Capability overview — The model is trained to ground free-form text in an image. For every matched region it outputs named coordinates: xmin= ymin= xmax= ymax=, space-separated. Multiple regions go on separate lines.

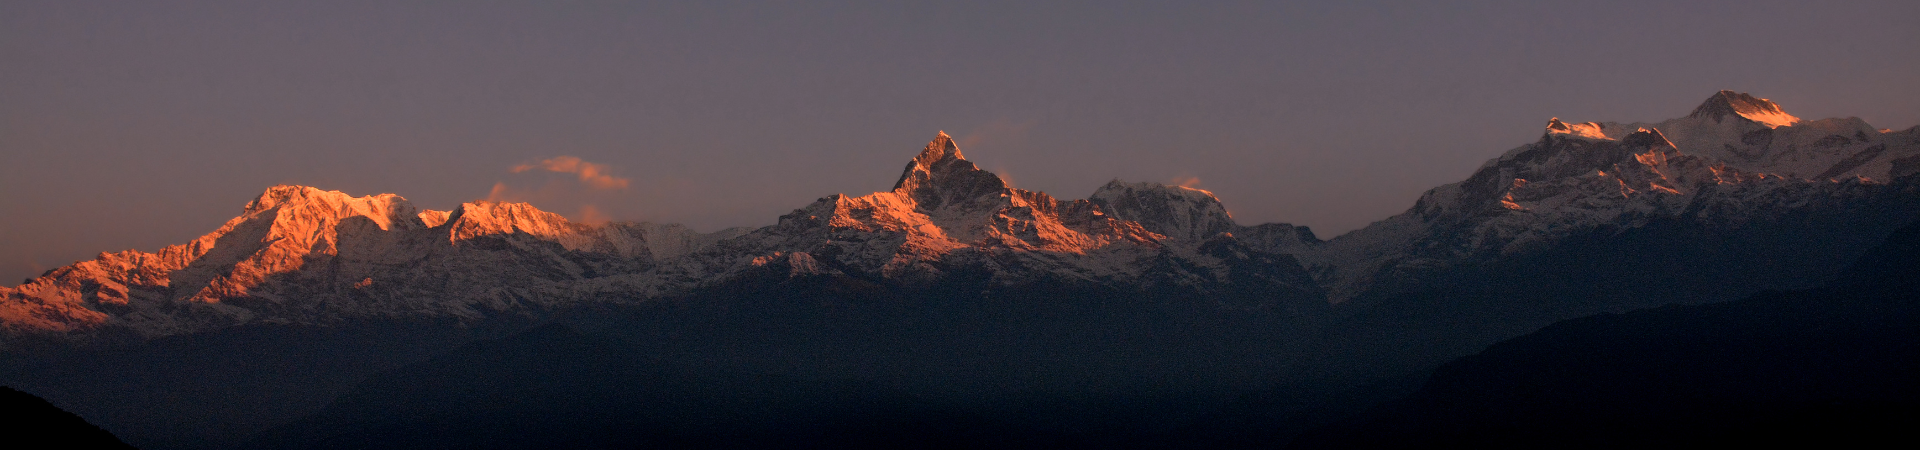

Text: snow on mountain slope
xmin=1687 ymin=90 xmax=1801 ymax=128
xmin=1090 ymin=180 xmax=1237 ymax=242
xmin=1 ymin=186 xmax=430 ymax=335
xmin=1595 ymin=91 xmax=1919 ymax=181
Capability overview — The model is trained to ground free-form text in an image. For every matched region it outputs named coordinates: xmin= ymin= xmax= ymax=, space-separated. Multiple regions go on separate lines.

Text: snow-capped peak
xmin=245 ymin=185 xmax=326 ymax=212
xmin=1619 ymin=127 xmax=1675 ymax=149
xmin=446 ymin=200 xmax=580 ymax=243
xmin=240 ymin=185 xmax=422 ymax=232
xmin=892 ymin=131 xmax=966 ymax=189
xmin=890 ymin=131 xmax=1009 ymax=212
xmin=1688 ymin=90 xmax=1800 ymax=128
xmin=1652 ymin=91 xmax=1912 ymax=180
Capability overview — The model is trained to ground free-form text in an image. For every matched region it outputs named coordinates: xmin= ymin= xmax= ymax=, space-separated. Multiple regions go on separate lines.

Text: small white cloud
xmin=511 ymin=156 xmax=630 ymax=190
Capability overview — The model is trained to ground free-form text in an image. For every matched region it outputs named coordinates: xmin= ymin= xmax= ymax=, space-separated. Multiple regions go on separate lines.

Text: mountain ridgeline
xmin=3 ymin=91 xmax=1918 ymax=448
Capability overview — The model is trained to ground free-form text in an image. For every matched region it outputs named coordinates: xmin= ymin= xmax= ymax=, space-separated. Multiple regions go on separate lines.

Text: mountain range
xmin=9 ymin=92 xmax=1916 ymax=344
xmin=3 ymin=91 xmax=1917 ymax=448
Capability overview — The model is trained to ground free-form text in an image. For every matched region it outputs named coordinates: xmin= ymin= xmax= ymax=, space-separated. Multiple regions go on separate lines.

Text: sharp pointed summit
xmin=1688 ymin=90 xmax=1799 ymax=127
xmin=1619 ymin=127 xmax=1675 ymax=149
xmin=895 ymin=131 xmax=964 ymax=184
xmin=891 ymin=131 xmax=1007 ymax=212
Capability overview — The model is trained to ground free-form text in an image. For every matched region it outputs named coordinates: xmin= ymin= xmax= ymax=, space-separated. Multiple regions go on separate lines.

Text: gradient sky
xmin=4 ymin=0 xmax=1917 ymax=284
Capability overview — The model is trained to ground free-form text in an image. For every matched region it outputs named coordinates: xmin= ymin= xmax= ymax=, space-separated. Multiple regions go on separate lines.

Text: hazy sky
xmin=4 ymin=0 xmax=1917 ymax=283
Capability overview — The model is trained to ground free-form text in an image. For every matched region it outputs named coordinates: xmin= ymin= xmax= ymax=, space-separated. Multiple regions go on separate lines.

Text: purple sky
xmin=4 ymin=0 xmax=1918 ymax=284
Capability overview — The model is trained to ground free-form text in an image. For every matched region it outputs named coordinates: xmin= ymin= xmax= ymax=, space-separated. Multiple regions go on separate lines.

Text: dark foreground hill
xmin=1291 ymin=220 xmax=1920 ymax=448
xmin=1 ymin=386 xmax=136 ymax=449
xmin=243 ymin=279 xmax=1319 ymax=449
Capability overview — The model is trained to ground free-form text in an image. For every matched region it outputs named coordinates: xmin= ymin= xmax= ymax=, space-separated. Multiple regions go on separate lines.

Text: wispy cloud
xmin=574 ymin=204 xmax=610 ymax=225
xmin=1169 ymin=175 xmax=1203 ymax=189
xmin=957 ymin=118 xmax=1037 ymax=150
xmin=484 ymin=182 xmax=515 ymax=202
xmin=511 ymin=156 xmax=630 ymax=190
xmin=484 ymin=157 xmax=633 ymax=223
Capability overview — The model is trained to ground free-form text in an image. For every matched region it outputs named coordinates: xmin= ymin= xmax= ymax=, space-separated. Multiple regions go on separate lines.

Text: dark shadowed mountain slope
xmin=1305 ymin=175 xmax=1920 ymax=378
xmin=245 ymin=274 xmax=1324 ymax=450
xmin=245 ymin=324 xmax=1017 ymax=450
xmin=1291 ymin=219 xmax=1920 ymax=448
xmin=1 ymin=386 xmax=136 ymax=449
xmin=0 ymin=321 xmax=523 ymax=450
